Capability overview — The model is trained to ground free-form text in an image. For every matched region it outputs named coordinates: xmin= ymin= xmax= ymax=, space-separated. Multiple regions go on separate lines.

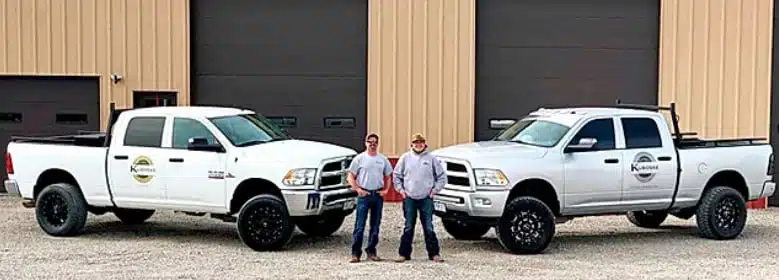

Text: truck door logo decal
xmin=630 ymin=152 xmax=659 ymax=183
xmin=130 ymin=156 xmax=156 ymax=183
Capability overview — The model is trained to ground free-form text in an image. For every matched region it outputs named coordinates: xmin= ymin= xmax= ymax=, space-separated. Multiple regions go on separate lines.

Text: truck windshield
xmin=493 ymin=118 xmax=571 ymax=147
xmin=208 ymin=114 xmax=292 ymax=147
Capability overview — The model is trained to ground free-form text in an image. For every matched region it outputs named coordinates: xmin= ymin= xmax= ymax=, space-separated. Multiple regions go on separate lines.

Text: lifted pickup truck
xmin=430 ymin=101 xmax=775 ymax=254
xmin=3 ymin=104 xmax=359 ymax=251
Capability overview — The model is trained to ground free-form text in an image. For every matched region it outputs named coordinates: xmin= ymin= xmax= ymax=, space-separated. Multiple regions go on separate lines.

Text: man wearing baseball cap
xmin=391 ymin=133 xmax=447 ymax=262
xmin=346 ymin=133 xmax=393 ymax=263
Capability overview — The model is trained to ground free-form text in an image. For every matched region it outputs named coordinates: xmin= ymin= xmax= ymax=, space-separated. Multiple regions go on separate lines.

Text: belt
xmin=360 ymin=188 xmax=381 ymax=193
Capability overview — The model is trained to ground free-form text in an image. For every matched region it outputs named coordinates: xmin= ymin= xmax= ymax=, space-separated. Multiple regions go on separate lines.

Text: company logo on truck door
xmin=130 ymin=156 xmax=156 ymax=183
xmin=630 ymin=152 xmax=659 ymax=183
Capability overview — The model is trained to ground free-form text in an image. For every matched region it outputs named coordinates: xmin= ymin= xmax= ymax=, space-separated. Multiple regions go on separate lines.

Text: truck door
xmin=162 ymin=117 xmax=228 ymax=212
xmin=107 ymin=115 xmax=169 ymax=207
xmin=562 ymin=117 xmax=624 ymax=212
xmin=618 ymin=116 xmax=677 ymax=207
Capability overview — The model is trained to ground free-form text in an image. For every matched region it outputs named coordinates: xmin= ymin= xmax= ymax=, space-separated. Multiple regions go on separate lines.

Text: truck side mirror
xmin=187 ymin=137 xmax=225 ymax=153
xmin=564 ymin=138 xmax=597 ymax=153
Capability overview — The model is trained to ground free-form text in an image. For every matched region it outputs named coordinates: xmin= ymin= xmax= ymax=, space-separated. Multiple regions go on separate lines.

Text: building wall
xmin=367 ymin=0 xmax=475 ymax=156
xmin=0 ymin=0 xmax=190 ymax=130
xmin=369 ymin=0 xmax=775 ymax=157
xmin=0 ymin=0 xmax=774 ymax=155
xmin=658 ymin=0 xmax=774 ymax=140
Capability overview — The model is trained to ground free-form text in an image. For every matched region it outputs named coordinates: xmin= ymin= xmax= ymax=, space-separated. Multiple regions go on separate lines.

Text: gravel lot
xmin=2 ymin=195 xmax=779 ymax=280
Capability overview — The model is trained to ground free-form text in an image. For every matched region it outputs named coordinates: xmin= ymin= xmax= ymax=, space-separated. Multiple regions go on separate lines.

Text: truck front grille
xmin=317 ymin=156 xmax=352 ymax=190
xmin=440 ymin=159 xmax=473 ymax=191
xmin=446 ymin=162 xmax=467 ymax=172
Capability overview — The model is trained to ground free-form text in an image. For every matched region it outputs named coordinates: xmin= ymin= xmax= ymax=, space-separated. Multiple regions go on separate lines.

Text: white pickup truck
xmin=430 ymin=101 xmax=776 ymax=254
xmin=3 ymin=104 xmax=359 ymax=251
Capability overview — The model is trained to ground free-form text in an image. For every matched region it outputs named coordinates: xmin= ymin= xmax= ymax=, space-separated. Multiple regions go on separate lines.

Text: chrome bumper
xmin=282 ymin=187 xmax=358 ymax=216
xmin=3 ymin=179 xmax=21 ymax=197
xmin=432 ymin=187 xmax=509 ymax=218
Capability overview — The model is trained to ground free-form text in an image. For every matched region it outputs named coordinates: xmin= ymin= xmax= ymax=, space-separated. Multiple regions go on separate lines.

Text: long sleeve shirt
xmin=392 ymin=149 xmax=447 ymax=199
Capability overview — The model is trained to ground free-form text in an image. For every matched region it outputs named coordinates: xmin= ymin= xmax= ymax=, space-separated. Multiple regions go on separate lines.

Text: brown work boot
xmin=348 ymin=256 xmax=360 ymax=263
xmin=394 ymin=256 xmax=410 ymax=263
xmin=430 ymin=255 xmax=443 ymax=263
xmin=366 ymin=255 xmax=382 ymax=261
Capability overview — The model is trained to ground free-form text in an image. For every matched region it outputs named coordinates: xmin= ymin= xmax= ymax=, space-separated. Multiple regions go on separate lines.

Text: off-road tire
xmin=236 ymin=194 xmax=295 ymax=251
xmin=34 ymin=183 xmax=88 ymax=237
xmin=113 ymin=208 xmax=156 ymax=224
xmin=495 ymin=196 xmax=556 ymax=254
xmin=442 ymin=220 xmax=491 ymax=240
xmin=295 ymin=213 xmax=346 ymax=237
xmin=695 ymin=186 xmax=747 ymax=240
xmin=626 ymin=210 xmax=668 ymax=228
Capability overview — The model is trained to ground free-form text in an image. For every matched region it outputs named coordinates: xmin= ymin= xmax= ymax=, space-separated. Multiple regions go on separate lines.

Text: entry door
xmin=562 ymin=117 xmax=623 ymax=214
xmin=133 ymin=91 xmax=177 ymax=108
xmin=163 ymin=117 xmax=228 ymax=212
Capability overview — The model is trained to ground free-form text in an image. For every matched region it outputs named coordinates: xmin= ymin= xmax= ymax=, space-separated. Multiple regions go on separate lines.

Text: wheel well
xmin=507 ymin=178 xmax=561 ymax=216
xmin=703 ymin=170 xmax=749 ymax=200
xmin=34 ymin=169 xmax=80 ymax=199
xmin=229 ymin=178 xmax=285 ymax=214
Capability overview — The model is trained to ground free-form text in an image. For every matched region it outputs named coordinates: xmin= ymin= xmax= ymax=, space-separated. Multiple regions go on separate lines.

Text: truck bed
xmin=6 ymin=140 xmax=111 ymax=204
xmin=674 ymin=140 xmax=773 ymax=205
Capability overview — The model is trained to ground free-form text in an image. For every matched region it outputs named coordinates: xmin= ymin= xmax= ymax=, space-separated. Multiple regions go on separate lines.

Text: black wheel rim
xmin=40 ymin=192 xmax=69 ymax=227
xmin=714 ymin=197 xmax=742 ymax=231
xmin=245 ymin=204 xmax=285 ymax=245
xmin=507 ymin=209 xmax=545 ymax=245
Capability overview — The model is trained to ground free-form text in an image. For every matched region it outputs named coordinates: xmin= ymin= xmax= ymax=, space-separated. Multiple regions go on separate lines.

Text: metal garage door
xmin=769 ymin=5 xmax=778 ymax=206
xmin=475 ymin=0 xmax=660 ymax=140
xmin=0 ymin=76 xmax=100 ymax=190
xmin=191 ymin=0 xmax=368 ymax=151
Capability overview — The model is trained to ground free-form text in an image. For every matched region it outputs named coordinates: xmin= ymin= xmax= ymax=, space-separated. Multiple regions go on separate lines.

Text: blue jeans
xmin=398 ymin=197 xmax=440 ymax=259
xmin=350 ymin=190 xmax=384 ymax=257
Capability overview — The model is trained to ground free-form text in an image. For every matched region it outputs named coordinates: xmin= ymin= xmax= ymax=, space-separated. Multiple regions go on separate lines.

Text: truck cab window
xmin=621 ymin=117 xmax=662 ymax=149
xmin=123 ymin=117 xmax=165 ymax=148
xmin=568 ymin=118 xmax=616 ymax=150
xmin=172 ymin=118 xmax=218 ymax=149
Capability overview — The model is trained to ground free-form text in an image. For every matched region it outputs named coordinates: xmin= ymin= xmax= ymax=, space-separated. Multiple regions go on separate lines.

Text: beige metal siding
xmin=658 ymin=0 xmax=774 ymax=139
xmin=0 ymin=0 xmax=190 ymax=130
xmin=367 ymin=0 xmax=475 ymax=157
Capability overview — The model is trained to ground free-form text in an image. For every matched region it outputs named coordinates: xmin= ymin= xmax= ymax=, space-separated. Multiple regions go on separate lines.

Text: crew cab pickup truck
xmin=3 ymin=104 xmax=359 ymax=251
xmin=429 ymin=101 xmax=775 ymax=254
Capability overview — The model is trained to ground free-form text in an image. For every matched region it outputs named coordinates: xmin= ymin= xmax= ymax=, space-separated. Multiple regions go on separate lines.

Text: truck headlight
xmin=282 ymin=168 xmax=317 ymax=186
xmin=473 ymin=169 xmax=508 ymax=186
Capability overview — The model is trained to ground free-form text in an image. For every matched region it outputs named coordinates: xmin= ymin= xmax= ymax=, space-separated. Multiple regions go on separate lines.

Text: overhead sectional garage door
xmin=474 ymin=0 xmax=660 ymax=141
xmin=0 ymin=76 xmax=100 ymax=189
xmin=191 ymin=0 xmax=368 ymax=151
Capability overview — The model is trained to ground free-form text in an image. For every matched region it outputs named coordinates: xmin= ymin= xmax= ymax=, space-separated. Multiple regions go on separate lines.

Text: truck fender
xmin=698 ymin=169 xmax=749 ymax=202
xmin=33 ymin=168 xmax=81 ymax=199
xmin=506 ymin=178 xmax=561 ymax=216
xmin=229 ymin=178 xmax=285 ymax=214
